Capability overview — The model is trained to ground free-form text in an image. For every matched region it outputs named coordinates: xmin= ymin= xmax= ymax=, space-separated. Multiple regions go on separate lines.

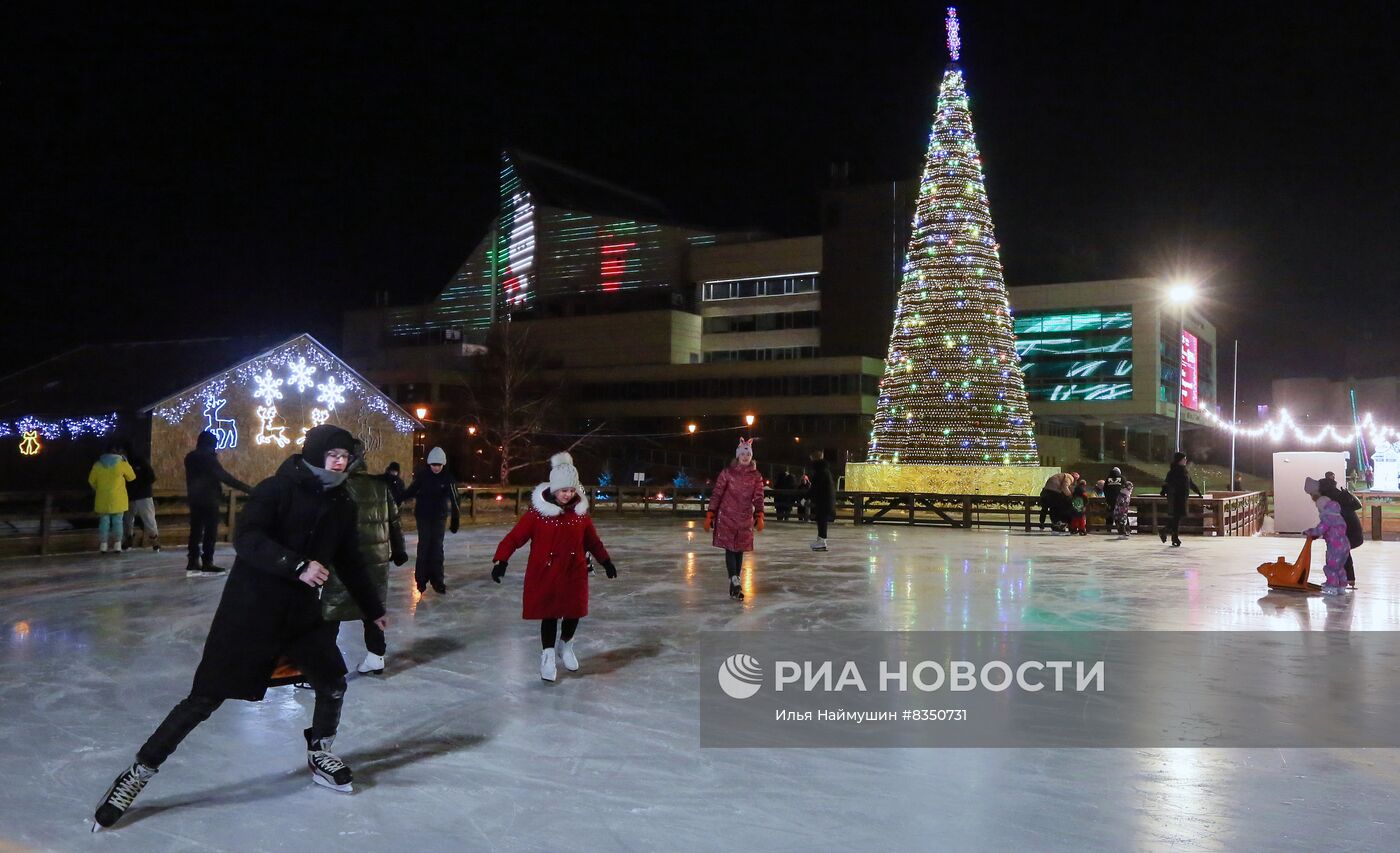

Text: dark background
xmin=5 ymin=1 xmax=1397 ymax=405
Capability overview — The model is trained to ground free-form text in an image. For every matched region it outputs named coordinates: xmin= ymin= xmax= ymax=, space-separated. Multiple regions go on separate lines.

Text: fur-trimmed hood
xmin=532 ymin=482 xmax=589 ymax=517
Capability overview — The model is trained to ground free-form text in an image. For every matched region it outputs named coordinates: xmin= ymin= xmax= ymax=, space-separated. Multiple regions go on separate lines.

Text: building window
xmin=704 ymin=346 xmax=820 ymax=362
xmin=702 ymin=311 xmax=820 ymax=334
xmin=1013 ymin=307 xmax=1134 ymax=401
xmin=702 ymin=275 xmax=820 ymax=301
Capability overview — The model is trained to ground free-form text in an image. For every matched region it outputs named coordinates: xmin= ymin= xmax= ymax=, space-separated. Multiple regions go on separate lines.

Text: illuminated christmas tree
xmin=866 ymin=7 xmax=1038 ymax=467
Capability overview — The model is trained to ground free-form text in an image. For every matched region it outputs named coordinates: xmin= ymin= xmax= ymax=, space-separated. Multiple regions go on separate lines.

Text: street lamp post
xmin=1229 ymin=339 xmax=1238 ymax=489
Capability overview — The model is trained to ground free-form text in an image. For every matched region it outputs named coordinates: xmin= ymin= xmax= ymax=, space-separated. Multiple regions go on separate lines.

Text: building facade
xmin=1007 ymin=278 xmax=1219 ymax=465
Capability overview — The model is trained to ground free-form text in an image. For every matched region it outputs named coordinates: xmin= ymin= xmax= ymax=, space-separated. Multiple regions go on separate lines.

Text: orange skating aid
xmin=1257 ymin=537 xmax=1321 ymax=592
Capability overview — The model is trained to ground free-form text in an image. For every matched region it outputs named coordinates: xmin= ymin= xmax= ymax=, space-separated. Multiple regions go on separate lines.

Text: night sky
xmin=6 ymin=2 xmax=1398 ymax=403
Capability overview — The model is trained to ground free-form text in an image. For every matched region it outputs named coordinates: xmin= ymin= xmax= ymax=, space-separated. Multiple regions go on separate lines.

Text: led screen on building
xmin=1012 ymin=308 xmax=1133 ymax=402
xmin=1180 ymin=329 xmax=1199 ymax=411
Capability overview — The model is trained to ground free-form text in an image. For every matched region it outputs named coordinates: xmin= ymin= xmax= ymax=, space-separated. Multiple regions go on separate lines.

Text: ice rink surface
xmin=2 ymin=518 xmax=1398 ymax=852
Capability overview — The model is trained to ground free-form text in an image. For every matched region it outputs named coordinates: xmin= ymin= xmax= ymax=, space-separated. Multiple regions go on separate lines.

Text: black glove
xmin=491 ymin=560 xmax=507 ymax=583
xmin=450 ymin=518 xmax=460 ymax=534
xmin=392 ymin=551 xmax=409 ymax=567
xmin=602 ymin=559 xmax=617 ymax=579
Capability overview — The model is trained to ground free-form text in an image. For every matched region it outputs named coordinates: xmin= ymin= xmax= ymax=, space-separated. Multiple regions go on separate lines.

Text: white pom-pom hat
xmin=549 ymin=451 xmax=581 ymax=493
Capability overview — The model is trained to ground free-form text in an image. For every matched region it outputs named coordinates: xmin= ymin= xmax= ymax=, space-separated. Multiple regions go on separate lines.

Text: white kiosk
xmin=1272 ymin=451 xmax=1350 ymax=533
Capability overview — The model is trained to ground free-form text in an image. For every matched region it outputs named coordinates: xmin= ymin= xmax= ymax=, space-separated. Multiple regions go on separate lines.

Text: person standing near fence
xmin=88 ymin=444 xmax=136 ymax=554
xmin=1158 ymin=452 xmax=1202 ymax=548
xmin=807 ymin=450 xmax=835 ymax=552
xmin=1101 ymin=467 xmax=1125 ymax=535
xmin=402 ymin=446 xmax=459 ymax=595
xmin=184 ymin=430 xmax=253 ymax=577
xmin=123 ymin=450 xmax=159 ymax=551
xmin=774 ymin=467 xmax=796 ymax=521
xmin=705 ymin=438 xmax=765 ymax=600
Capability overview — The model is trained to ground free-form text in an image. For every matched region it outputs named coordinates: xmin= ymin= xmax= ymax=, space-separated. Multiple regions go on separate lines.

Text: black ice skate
xmin=93 ymin=762 xmax=157 ymax=830
xmin=306 ymin=731 xmax=353 ymax=793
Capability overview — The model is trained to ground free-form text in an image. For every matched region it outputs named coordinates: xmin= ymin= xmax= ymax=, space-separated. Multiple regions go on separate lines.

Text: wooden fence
xmin=3 ymin=484 xmax=1284 ymax=559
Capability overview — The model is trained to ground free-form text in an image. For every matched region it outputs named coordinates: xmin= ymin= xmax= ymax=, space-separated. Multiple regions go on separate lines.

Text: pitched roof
xmin=507 ymin=149 xmax=674 ymax=222
xmin=0 ymin=335 xmax=287 ymax=419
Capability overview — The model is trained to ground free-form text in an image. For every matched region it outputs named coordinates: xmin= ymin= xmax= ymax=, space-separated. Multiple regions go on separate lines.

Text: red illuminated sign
xmin=1180 ymin=330 xmax=1199 ymax=411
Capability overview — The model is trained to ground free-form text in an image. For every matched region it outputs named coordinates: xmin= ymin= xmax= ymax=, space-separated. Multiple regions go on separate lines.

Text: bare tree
xmin=461 ymin=324 xmax=603 ymax=484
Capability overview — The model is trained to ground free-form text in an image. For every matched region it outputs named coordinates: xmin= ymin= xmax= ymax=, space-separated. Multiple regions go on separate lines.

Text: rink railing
xmin=12 ymin=485 xmax=1396 ymax=558
xmin=846 ymin=491 xmax=1270 ymax=536
xmin=0 ymin=488 xmax=245 ymax=558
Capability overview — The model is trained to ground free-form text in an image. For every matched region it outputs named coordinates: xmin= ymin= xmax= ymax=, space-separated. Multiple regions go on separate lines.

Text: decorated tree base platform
xmin=845 ymin=462 xmax=1061 ymax=496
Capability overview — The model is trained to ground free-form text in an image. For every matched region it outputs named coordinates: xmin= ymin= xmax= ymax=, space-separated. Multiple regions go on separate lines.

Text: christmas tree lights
xmin=867 ymin=9 xmax=1039 ymax=467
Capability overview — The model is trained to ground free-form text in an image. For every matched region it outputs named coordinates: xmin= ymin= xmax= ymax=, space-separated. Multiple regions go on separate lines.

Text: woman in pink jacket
xmin=705 ymin=439 xmax=765 ymax=600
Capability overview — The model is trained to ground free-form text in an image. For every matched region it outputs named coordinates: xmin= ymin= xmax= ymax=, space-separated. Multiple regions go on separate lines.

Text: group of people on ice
xmin=1037 ymin=467 xmax=1136 ymax=537
xmin=92 ymin=429 xmax=806 ymax=831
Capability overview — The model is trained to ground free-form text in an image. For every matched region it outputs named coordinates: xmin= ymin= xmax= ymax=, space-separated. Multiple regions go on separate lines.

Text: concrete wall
xmin=516 ymin=310 xmax=701 ymax=368
xmin=690 ymin=236 xmax=822 ymax=283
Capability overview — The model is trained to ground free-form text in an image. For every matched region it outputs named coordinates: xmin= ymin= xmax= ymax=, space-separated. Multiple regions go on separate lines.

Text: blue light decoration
xmin=3 ymin=413 xmax=119 ymax=442
xmin=946 ymin=7 xmax=961 ymax=62
xmin=202 ymin=397 xmax=239 ymax=449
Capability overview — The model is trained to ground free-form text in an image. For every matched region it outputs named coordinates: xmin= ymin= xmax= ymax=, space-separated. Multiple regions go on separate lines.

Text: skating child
xmin=1068 ymin=479 xmax=1089 ymax=535
xmin=705 ymin=438 xmax=765 ymax=599
xmin=1112 ymin=479 xmax=1135 ymax=536
xmin=491 ymin=453 xmax=617 ymax=682
xmin=1304 ymin=476 xmax=1351 ymax=596
xmin=92 ymin=426 xmax=386 ymax=830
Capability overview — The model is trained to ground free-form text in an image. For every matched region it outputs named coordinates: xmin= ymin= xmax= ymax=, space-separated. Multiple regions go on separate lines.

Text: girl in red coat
xmin=705 ymin=438 xmax=766 ymax=600
xmin=492 ymin=453 xmax=616 ymax=682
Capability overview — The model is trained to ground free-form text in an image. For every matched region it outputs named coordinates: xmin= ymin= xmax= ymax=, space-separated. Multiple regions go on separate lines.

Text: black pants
xmin=414 ymin=514 xmax=446 ymax=589
xmin=816 ymin=517 xmax=829 ymax=539
xmin=187 ymin=502 xmax=220 ymax=563
xmin=540 ymin=618 xmax=579 ymax=649
xmin=1345 ymin=554 xmax=1356 ymax=583
xmin=336 ymin=620 xmax=386 ymax=656
xmin=136 ymin=673 xmax=347 ymax=769
xmin=1038 ymin=489 xmax=1067 ymax=529
xmin=724 ymin=549 xmax=742 ymax=578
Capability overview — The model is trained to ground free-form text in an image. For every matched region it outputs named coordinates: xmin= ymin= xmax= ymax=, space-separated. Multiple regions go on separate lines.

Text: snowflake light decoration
xmin=316 ymin=375 xmax=347 ymax=411
xmin=286 ymin=357 xmax=317 ymax=394
xmin=252 ymin=369 xmax=284 ymax=406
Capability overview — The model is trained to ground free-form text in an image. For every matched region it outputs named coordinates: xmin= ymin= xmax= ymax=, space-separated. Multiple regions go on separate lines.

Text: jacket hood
xmin=277 ymin=454 xmax=345 ymax=492
xmin=810 ymin=458 xmax=829 ymax=473
xmin=196 ymin=431 xmax=218 ymax=451
xmin=532 ymin=482 xmax=588 ymax=517
xmin=98 ymin=453 xmax=123 ymax=468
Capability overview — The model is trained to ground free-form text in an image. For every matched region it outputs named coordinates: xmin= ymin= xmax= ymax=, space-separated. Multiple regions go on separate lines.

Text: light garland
xmin=153 ymin=337 xmax=415 ymax=433
xmin=1198 ymin=406 xmax=1400 ymax=447
xmin=3 ymin=413 xmax=119 ymax=442
xmin=867 ymin=10 xmax=1039 ymax=467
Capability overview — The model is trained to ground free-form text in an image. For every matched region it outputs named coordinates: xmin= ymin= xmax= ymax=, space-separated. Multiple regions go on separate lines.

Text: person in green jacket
xmin=321 ymin=441 xmax=407 ymax=675
xmin=89 ymin=444 xmax=137 ymax=554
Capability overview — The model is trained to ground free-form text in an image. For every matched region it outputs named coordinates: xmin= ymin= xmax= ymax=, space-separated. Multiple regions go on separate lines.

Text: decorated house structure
xmin=0 ymin=334 xmax=418 ymax=491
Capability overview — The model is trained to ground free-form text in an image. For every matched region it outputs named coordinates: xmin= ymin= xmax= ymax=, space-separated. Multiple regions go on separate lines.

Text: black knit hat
xmin=1172 ymin=452 xmax=1188 ymax=464
xmin=302 ymin=425 xmax=355 ymax=468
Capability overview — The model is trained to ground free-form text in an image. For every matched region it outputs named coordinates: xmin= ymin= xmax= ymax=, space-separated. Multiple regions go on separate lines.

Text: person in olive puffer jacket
xmin=321 ymin=441 xmax=408 ymax=675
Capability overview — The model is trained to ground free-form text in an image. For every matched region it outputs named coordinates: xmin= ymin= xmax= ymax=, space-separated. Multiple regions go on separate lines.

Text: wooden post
xmin=617 ymin=487 xmax=624 ymax=514
xmin=514 ymin=488 xmax=523 ymax=517
xmin=1374 ymin=505 xmax=1384 ymax=542
xmin=907 ymin=494 xmax=916 ymax=524
xmin=468 ymin=487 xmax=476 ymax=521
xmin=39 ymin=492 xmax=54 ymax=556
xmin=671 ymin=486 xmax=678 ymax=513
xmin=962 ymin=497 xmax=973 ymax=529
xmin=1024 ymin=497 xmax=1032 ymax=532
xmin=1214 ymin=501 xmax=1225 ymax=537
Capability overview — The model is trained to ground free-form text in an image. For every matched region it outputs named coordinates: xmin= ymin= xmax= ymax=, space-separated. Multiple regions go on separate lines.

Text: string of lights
xmin=867 ymin=7 xmax=1039 ymax=467
xmin=1197 ymin=406 xmax=1400 ymax=447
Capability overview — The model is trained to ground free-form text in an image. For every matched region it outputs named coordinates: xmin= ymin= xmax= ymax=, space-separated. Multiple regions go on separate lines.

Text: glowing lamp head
xmin=1167 ymin=281 xmax=1197 ymax=305
xmin=414 ymin=406 xmax=429 ymax=420
xmin=744 ymin=414 xmax=756 ymax=427
xmin=687 ymin=423 xmax=697 ymax=434
xmin=467 ymin=425 xmax=477 ymax=436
